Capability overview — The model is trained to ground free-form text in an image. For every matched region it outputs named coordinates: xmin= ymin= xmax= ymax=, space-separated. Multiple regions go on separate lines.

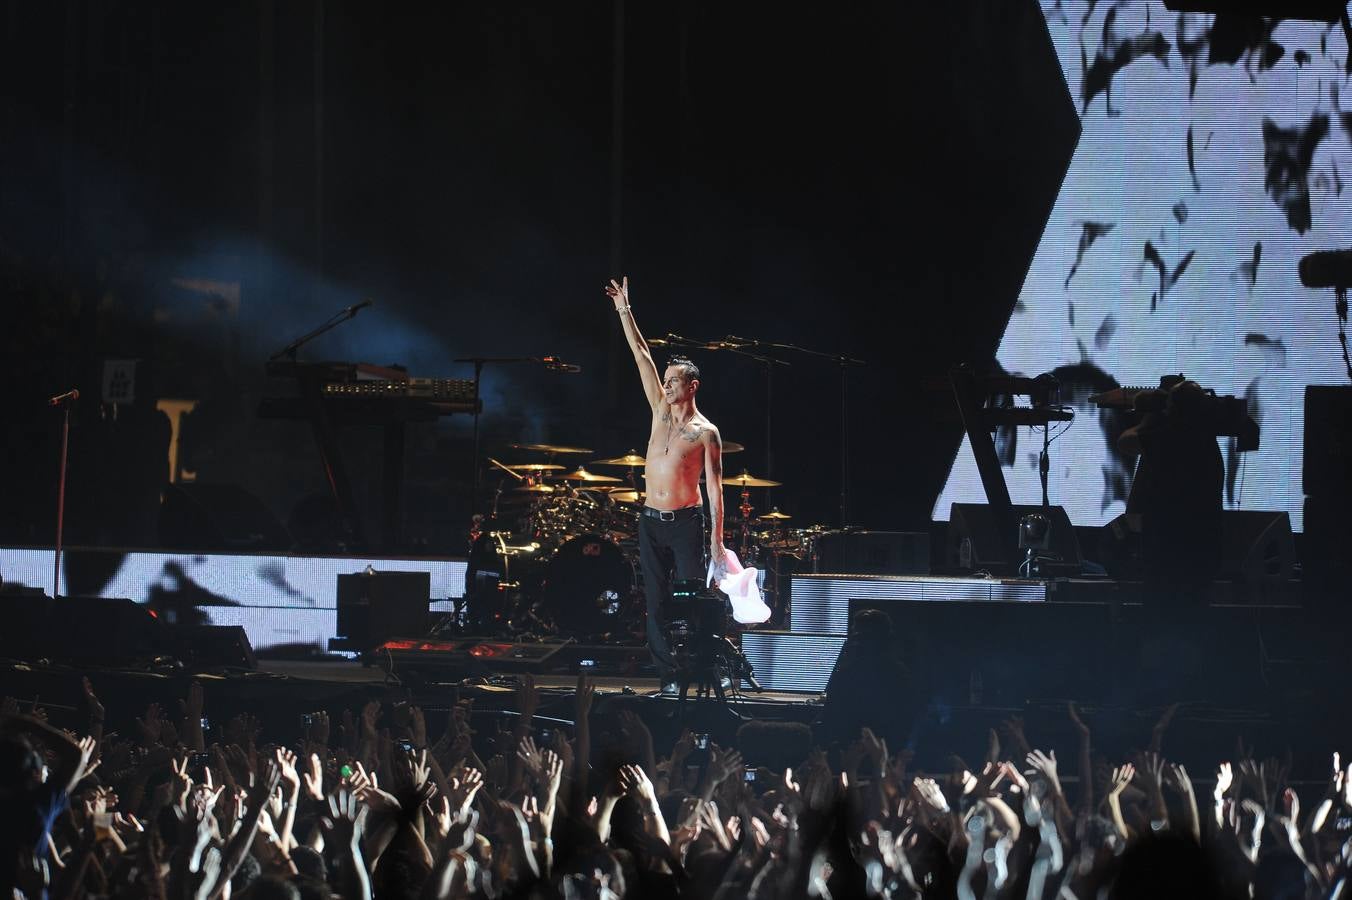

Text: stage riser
xmin=741 ymin=631 xmax=846 ymax=692
xmin=0 ymin=545 xmax=467 ymax=653
xmin=788 ymin=574 xmax=1047 ymax=634
xmin=747 ymin=599 xmax=1339 ymax=707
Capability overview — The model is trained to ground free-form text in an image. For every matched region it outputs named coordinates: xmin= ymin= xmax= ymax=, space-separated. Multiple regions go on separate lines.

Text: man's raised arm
xmin=605 ymin=276 xmax=663 ymax=409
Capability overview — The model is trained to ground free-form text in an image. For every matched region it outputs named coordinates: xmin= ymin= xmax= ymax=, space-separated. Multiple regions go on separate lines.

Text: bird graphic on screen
xmin=1143 ymin=241 xmax=1196 ymax=309
xmin=1186 ymin=127 xmax=1204 ymax=192
xmin=1261 ymin=114 xmax=1330 ymax=234
xmin=1064 ymin=221 xmax=1116 ymax=288
xmin=1080 ymin=7 xmax=1170 ymax=117
xmin=1233 ymin=242 xmax=1262 ymax=290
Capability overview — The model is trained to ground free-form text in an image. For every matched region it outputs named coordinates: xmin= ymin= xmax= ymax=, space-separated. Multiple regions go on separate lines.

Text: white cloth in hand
xmin=707 ymin=549 xmax=771 ymax=624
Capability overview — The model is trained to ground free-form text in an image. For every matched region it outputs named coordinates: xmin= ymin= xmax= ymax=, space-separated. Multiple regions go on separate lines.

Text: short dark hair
xmin=666 ymin=356 xmax=700 ymax=382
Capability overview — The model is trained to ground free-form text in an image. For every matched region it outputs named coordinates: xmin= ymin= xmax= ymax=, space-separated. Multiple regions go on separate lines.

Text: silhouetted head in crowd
xmin=0 ymin=736 xmax=44 ymax=792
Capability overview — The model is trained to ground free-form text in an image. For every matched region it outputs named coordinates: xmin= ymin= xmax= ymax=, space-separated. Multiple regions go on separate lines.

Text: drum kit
xmin=462 ymin=439 xmax=828 ymax=639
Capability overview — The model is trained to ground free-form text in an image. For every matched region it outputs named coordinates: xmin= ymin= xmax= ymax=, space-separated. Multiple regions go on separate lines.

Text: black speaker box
xmin=1304 ymin=386 xmax=1352 ymax=498
xmin=847 ymin=598 xmax=1290 ymax=707
xmin=1101 ymin=510 xmax=1296 ymax=590
xmin=336 ymin=570 xmax=430 ymax=651
xmin=811 ymin=531 xmax=930 ymax=575
xmin=947 ymin=503 xmax=1080 ymax=574
xmin=0 ymin=595 xmax=168 ymax=665
xmin=170 ymin=625 xmax=258 ymax=670
xmin=1216 ymin=510 xmax=1295 ymax=583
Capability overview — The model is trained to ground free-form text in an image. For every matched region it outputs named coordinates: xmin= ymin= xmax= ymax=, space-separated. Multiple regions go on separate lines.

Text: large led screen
xmin=935 ymin=3 xmax=1352 ymax=532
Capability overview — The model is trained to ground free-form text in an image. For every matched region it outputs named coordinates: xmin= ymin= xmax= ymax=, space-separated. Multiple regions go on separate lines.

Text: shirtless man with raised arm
xmin=606 ymin=275 xmax=726 ymax=693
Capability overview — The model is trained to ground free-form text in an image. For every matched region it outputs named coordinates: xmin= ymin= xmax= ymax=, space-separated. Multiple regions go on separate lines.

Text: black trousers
xmin=637 ymin=507 xmax=705 ymax=681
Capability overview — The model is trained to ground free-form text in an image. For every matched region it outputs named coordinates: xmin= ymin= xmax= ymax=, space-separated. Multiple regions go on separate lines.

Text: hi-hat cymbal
xmin=592 ymin=452 xmax=647 ymax=467
xmin=508 ymin=442 xmax=594 ymax=455
xmin=722 ymin=441 xmax=745 ymax=454
xmin=505 ymin=463 xmax=564 ymax=472
xmin=513 ymin=483 xmax=558 ymax=493
xmin=560 ymin=467 xmax=622 ymax=483
xmin=724 ymin=471 xmax=782 ymax=488
xmin=758 ymin=509 xmax=792 ymax=520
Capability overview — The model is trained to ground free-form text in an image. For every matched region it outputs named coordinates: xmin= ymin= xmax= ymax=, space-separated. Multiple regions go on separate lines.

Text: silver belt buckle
xmin=659 ymin=509 xmax=675 ymax=522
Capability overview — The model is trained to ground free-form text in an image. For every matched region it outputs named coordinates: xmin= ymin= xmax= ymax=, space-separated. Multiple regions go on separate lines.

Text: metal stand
xmin=268 ymin=300 xmax=371 ymax=363
xmin=49 ymin=390 xmax=79 ymax=599
xmin=653 ymin=332 xmax=864 ymax=525
xmin=1336 ymin=286 xmax=1351 ymax=381
xmin=1039 ymin=419 xmax=1051 ymax=509
xmin=454 ymin=356 xmax=575 ymax=531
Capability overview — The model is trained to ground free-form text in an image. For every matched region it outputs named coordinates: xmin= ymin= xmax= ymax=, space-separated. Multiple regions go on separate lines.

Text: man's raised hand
xmin=605 ymin=276 xmax=630 ymax=311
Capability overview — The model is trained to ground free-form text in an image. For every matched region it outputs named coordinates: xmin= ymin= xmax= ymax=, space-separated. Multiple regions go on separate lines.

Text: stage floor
xmin=259 ymin=658 xmax=824 ymax=707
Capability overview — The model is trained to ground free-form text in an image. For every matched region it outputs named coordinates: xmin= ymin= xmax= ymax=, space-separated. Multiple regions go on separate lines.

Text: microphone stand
xmin=720 ymin=335 xmax=865 ymax=526
xmin=659 ymin=334 xmax=787 ymax=504
xmin=453 ymin=356 xmax=575 ymax=530
xmin=1338 ymin=286 xmax=1351 ymax=381
xmin=50 ymin=391 xmax=79 ymax=599
xmin=268 ymin=302 xmax=371 ymax=361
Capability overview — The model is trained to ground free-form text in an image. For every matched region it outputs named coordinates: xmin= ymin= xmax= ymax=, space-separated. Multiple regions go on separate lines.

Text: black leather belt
xmin=642 ymin=505 xmax=701 ymax=522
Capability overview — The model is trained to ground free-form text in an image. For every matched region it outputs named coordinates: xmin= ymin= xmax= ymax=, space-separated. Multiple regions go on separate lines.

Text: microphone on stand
xmin=1299 ymin=248 xmax=1352 ymax=380
xmin=48 ymin=389 xmax=80 ymax=407
xmin=541 ymin=356 xmax=582 ymax=374
xmin=346 ymin=298 xmax=375 ymax=315
xmin=1299 ymin=249 xmax=1352 ymax=289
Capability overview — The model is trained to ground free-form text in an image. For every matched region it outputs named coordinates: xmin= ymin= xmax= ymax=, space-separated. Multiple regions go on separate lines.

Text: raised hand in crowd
xmin=12 ymin=664 xmax=1352 ymax=900
xmin=320 ymin=786 xmax=372 ymax=900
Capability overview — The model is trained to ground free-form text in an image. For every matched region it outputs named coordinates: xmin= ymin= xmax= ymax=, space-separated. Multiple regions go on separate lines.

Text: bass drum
xmin=538 ymin=533 xmax=636 ymax=636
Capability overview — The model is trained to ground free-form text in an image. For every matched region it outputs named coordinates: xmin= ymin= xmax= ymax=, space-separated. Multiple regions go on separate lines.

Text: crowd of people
xmin=1 ymin=672 xmax=1350 ymax=900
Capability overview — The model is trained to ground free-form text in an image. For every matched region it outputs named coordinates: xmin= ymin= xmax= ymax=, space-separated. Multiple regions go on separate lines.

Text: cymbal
xmin=724 ymin=471 xmax=782 ymax=488
xmin=607 ymin=490 xmax=644 ymax=503
xmin=559 ymin=467 xmax=622 ymax=483
xmin=592 ymin=452 xmax=647 ymax=467
xmin=758 ymin=509 xmax=792 ymax=520
xmin=722 ymin=441 xmax=745 ymax=454
xmin=507 ymin=442 xmax=594 ymax=455
xmin=512 ymin=483 xmax=558 ymax=493
xmin=505 ymin=463 xmax=564 ymax=472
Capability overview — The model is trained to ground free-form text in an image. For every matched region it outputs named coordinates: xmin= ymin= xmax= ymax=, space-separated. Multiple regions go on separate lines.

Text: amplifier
xmin=811 ymin=531 xmax=930 ymax=575
xmin=336 ymin=570 xmax=430 ymax=652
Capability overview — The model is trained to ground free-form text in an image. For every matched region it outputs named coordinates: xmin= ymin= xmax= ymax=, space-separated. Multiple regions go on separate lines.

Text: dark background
xmin=0 ymin=1 xmax=1079 ymax=553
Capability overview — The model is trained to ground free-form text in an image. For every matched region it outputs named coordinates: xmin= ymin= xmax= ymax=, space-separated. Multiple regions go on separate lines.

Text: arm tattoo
xmin=660 ymin=410 xmax=672 ymax=424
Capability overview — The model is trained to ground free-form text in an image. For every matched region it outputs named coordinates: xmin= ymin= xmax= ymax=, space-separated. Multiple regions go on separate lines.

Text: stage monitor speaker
xmin=1304 ymin=386 xmax=1352 ymax=498
xmin=372 ymin=638 xmax=572 ymax=677
xmin=171 ymin=625 xmax=258 ymax=670
xmin=336 ymin=570 xmax=430 ymax=651
xmin=61 ymin=597 xmax=169 ymax=664
xmin=947 ymin=503 xmax=1079 ymax=574
xmin=0 ymin=596 xmax=169 ymax=665
xmin=811 ymin=531 xmax=930 ymax=575
xmin=1216 ymin=510 xmax=1295 ymax=584
xmin=464 ymin=640 xmax=572 ymax=670
xmin=160 ymin=482 xmax=293 ymax=551
xmin=1102 ymin=510 xmax=1295 ymax=591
